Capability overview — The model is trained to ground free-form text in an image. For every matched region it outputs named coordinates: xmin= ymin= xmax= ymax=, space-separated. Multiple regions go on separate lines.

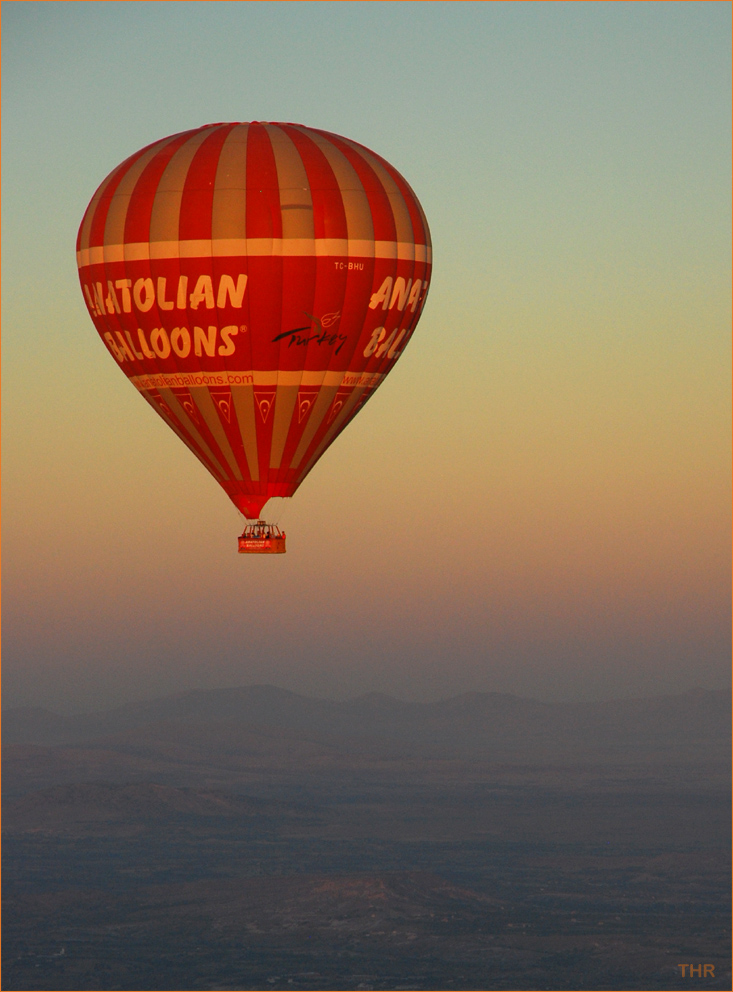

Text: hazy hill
xmin=3 ymin=684 xmax=729 ymax=753
xmin=2 ymin=781 xmax=322 ymax=837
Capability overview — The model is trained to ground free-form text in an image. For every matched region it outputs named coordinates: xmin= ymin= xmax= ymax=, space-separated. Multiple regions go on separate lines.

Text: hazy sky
xmin=3 ymin=1 xmax=730 ymax=713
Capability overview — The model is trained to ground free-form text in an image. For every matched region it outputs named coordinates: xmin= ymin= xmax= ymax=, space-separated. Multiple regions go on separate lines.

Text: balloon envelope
xmin=77 ymin=122 xmax=432 ymax=519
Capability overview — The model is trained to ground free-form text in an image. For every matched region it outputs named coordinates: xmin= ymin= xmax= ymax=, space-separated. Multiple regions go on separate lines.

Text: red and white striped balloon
xmin=76 ymin=122 xmax=432 ymax=520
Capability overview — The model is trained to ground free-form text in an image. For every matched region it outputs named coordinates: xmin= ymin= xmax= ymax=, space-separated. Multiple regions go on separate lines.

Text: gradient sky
xmin=3 ymin=1 xmax=730 ymax=713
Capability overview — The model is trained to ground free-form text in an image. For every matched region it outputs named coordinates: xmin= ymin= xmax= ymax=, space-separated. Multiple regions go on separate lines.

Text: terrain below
xmin=3 ymin=685 xmax=730 ymax=990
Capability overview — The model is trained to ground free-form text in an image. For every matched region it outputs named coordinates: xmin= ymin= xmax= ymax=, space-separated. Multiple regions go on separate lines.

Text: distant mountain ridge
xmin=3 ymin=780 xmax=319 ymax=836
xmin=3 ymin=684 xmax=729 ymax=752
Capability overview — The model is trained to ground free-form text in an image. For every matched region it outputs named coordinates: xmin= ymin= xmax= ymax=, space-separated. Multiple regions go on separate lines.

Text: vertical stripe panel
xmin=78 ymin=157 xmax=134 ymax=253
xmin=178 ymin=126 xmax=234 ymax=242
xmin=290 ymin=385 xmax=340 ymax=466
xmin=300 ymin=128 xmax=374 ymax=243
xmin=122 ymin=137 xmax=192 ymax=245
xmin=318 ymin=130 xmax=397 ymax=243
xmin=149 ymin=129 xmax=214 ymax=244
xmin=103 ymin=139 xmax=180 ymax=249
xmin=286 ymin=127 xmax=349 ymax=241
xmin=339 ymin=137 xmax=416 ymax=245
xmin=191 ymin=388 xmax=244 ymax=479
xmin=230 ymin=385 xmax=260 ymax=481
xmin=269 ymin=386 xmax=299 ymax=469
xmin=145 ymin=388 xmax=228 ymax=482
xmin=267 ymin=125 xmax=315 ymax=240
xmin=245 ymin=124 xmax=282 ymax=239
xmin=211 ymin=125 xmax=250 ymax=240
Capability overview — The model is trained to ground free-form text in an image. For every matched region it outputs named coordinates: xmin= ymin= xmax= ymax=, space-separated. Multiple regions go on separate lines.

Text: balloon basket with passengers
xmin=76 ymin=122 xmax=432 ymax=553
xmin=237 ymin=521 xmax=286 ymax=554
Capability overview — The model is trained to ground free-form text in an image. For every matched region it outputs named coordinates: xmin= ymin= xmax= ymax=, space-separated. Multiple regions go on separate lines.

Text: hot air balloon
xmin=76 ymin=122 xmax=432 ymax=552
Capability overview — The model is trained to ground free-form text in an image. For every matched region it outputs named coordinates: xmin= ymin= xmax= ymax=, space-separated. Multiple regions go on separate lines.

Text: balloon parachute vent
xmin=238 ymin=520 xmax=286 ymax=555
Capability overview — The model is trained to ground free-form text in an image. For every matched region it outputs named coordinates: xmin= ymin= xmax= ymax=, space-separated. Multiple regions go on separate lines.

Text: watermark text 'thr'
xmin=678 ymin=964 xmax=715 ymax=977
